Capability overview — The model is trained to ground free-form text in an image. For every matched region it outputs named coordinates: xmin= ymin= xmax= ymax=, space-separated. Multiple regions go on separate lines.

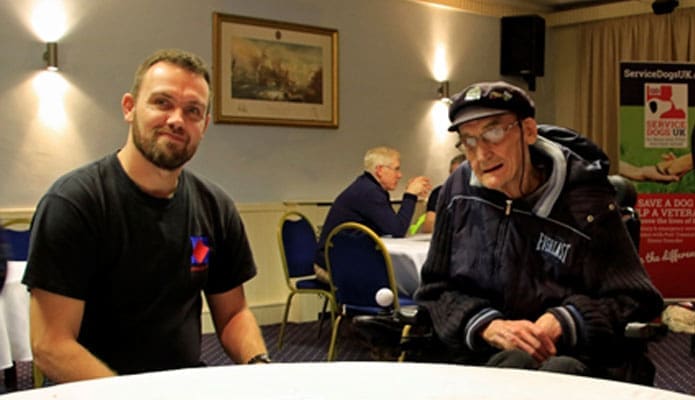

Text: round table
xmin=3 ymin=362 xmax=691 ymax=399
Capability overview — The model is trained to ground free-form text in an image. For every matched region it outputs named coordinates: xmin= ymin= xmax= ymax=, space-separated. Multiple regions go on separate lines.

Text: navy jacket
xmin=315 ymin=172 xmax=417 ymax=268
xmin=415 ymin=126 xmax=663 ymax=367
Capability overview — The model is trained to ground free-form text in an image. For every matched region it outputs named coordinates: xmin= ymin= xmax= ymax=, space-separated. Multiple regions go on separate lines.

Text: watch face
xmin=248 ymin=353 xmax=271 ymax=364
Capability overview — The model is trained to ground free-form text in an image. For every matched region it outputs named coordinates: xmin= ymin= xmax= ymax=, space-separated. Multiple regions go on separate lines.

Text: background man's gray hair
xmin=364 ymin=146 xmax=399 ymax=173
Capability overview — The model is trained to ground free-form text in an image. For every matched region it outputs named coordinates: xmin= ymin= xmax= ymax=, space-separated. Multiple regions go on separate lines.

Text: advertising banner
xmin=620 ymin=62 xmax=695 ymax=298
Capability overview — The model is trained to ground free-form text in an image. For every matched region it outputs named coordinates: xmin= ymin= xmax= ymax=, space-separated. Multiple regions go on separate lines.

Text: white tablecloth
xmin=0 ymin=261 xmax=32 ymax=369
xmin=381 ymin=234 xmax=431 ymax=297
xmin=2 ymin=362 xmax=690 ymax=400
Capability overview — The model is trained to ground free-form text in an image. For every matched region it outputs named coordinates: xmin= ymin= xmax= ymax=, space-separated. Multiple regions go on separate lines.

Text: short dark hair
xmin=130 ymin=49 xmax=212 ymax=113
xmin=450 ymin=154 xmax=466 ymax=166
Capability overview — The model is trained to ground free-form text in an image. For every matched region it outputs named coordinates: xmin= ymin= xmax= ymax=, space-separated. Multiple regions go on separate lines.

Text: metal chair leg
xmin=327 ymin=313 xmax=343 ymax=361
xmin=398 ymin=324 xmax=412 ymax=362
xmin=317 ymin=297 xmax=329 ymax=338
xmin=4 ymin=363 xmax=17 ymax=391
xmin=278 ymin=292 xmax=296 ymax=350
xmin=33 ymin=362 xmax=45 ymax=388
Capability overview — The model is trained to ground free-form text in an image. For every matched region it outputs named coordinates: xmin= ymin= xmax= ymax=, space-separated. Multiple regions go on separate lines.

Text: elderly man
xmin=415 ymin=81 xmax=662 ymax=380
xmin=314 ymin=146 xmax=430 ymax=282
xmin=23 ymin=49 xmax=269 ymax=383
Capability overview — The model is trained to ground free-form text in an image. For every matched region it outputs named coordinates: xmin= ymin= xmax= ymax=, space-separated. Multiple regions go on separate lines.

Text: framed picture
xmin=212 ymin=13 xmax=339 ymax=128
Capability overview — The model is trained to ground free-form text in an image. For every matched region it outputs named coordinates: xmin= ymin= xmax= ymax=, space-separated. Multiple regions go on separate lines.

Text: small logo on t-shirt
xmin=190 ymin=236 xmax=210 ymax=272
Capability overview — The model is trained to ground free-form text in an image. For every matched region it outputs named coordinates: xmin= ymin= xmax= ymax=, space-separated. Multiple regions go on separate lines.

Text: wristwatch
xmin=246 ymin=353 xmax=272 ymax=364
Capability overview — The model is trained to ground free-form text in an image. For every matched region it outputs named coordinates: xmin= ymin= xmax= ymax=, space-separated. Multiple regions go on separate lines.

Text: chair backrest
xmin=325 ymin=222 xmax=402 ymax=310
xmin=278 ymin=211 xmax=318 ymax=280
xmin=609 ymin=174 xmax=638 ymax=209
xmin=2 ymin=218 xmax=31 ymax=261
xmin=608 ymin=175 xmax=640 ymax=248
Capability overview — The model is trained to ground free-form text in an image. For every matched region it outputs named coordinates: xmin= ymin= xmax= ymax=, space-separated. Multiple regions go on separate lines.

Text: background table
xmin=3 ymin=362 xmax=692 ymax=400
xmin=0 ymin=261 xmax=32 ymax=370
xmin=381 ymin=234 xmax=430 ymax=297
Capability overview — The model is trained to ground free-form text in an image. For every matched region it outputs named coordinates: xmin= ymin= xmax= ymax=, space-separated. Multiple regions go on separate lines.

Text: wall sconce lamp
xmin=437 ymin=80 xmax=452 ymax=104
xmin=44 ymin=42 xmax=58 ymax=71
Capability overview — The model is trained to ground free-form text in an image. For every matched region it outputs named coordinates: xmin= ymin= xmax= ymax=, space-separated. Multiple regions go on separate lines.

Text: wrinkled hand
xmin=534 ymin=313 xmax=563 ymax=344
xmin=481 ymin=317 xmax=558 ymax=363
xmin=405 ymin=176 xmax=431 ymax=198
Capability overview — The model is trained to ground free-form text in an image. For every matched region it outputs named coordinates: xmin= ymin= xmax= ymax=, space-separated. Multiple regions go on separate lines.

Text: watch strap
xmin=247 ymin=353 xmax=272 ymax=364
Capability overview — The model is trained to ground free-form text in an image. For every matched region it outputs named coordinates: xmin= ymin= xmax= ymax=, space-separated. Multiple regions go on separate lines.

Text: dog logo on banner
xmin=645 ymin=83 xmax=688 ymax=149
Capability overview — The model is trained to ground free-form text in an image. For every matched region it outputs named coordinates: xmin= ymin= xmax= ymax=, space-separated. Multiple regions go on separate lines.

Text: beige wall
xmin=0 ymin=0 xmax=477 ymax=210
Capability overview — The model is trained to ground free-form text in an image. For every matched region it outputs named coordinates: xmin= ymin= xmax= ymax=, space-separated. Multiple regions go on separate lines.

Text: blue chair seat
xmin=295 ymin=278 xmax=331 ymax=291
xmin=325 ymin=222 xmax=416 ymax=361
xmin=344 ymin=296 xmax=415 ymax=316
xmin=5 ymin=229 xmax=30 ymax=261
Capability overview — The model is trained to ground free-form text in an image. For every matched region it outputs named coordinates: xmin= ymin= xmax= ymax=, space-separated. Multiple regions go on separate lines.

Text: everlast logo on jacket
xmin=536 ymin=232 xmax=571 ymax=263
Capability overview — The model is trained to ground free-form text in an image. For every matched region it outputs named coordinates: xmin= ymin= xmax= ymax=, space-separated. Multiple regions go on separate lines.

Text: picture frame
xmin=212 ymin=13 xmax=339 ymax=128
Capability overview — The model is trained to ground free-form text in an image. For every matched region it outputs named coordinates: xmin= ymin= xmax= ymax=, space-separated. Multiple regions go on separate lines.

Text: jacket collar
xmin=468 ymin=136 xmax=565 ymax=218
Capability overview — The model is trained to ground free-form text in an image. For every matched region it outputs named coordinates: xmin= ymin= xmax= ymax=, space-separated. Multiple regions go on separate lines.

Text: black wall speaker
xmin=500 ymin=15 xmax=545 ymax=78
xmin=652 ymin=0 xmax=679 ymax=15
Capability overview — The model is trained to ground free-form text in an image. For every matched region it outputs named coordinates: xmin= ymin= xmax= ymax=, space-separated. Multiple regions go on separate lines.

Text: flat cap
xmin=448 ymin=81 xmax=535 ymax=131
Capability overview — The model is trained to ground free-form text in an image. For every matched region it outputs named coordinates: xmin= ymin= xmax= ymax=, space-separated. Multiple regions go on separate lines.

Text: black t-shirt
xmin=23 ymin=153 xmax=257 ymax=374
xmin=426 ymin=186 xmax=442 ymax=212
xmin=0 ymin=228 xmax=7 ymax=292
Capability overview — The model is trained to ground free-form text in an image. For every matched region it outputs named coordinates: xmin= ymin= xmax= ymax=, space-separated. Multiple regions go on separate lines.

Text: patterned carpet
xmin=2 ymin=321 xmax=693 ymax=396
xmin=201 ymin=318 xmax=373 ymax=366
xmin=137 ymin=322 xmax=695 ymax=396
xmin=649 ymin=332 xmax=695 ymax=395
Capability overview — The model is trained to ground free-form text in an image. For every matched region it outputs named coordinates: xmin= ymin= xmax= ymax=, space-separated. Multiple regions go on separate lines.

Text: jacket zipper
xmin=494 ymin=199 xmax=514 ymax=283
xmin=497 ymin=198 xmax=514 ymax=307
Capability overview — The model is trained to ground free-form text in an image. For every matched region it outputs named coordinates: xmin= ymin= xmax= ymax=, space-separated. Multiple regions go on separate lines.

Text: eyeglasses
xmin=456 ymin=120 xmax=519 ymax=151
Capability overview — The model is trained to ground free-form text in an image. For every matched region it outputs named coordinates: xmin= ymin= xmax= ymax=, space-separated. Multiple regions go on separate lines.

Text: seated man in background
xmin=0 ymin=226 xmax=5 ymax=394
xmin=23 ymin=49 xmax=269 ymax=383
xmin=0 ymin=225 xmax=6 ymax=294
xmin=314 ymin=146 xmax=431 ymax=282
xmin=415 ymin=81 xmax=663 ymax=380
xmin=420 ymin=154 xmax=466 ymax=234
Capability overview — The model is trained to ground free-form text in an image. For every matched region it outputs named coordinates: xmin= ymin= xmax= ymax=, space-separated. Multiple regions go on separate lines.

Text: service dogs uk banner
xmin=620 ymin=61 xmax=695 ymax=298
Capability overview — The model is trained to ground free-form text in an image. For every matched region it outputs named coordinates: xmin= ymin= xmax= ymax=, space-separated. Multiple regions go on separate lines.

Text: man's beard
xmin=131 ymin=114 xmax=197 ymax=171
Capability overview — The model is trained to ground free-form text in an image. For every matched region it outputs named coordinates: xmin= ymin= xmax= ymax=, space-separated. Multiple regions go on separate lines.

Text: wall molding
xmin=0 ymin=208 xmax=34 ymax=222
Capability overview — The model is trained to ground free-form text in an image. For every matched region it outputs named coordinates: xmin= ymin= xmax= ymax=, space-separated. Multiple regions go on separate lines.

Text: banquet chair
xmin=277 ymin=211 xmax=337 ymax=350
xmin=324 ymin=222 xmax=415 ymax=361
xmin=0 ymin=219 xmax=42 ymax=389
xmin=3 ymin=219 xmax=30 ymax=263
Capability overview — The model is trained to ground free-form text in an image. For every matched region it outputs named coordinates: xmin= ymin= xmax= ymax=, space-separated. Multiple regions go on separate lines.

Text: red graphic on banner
xmin=644 ymin=83 xmax=688 ymax=148
xmin=647 ymin=85 xmax=686 ymax=119
xmin=635 ymin=193 xmax=695 ymax=298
